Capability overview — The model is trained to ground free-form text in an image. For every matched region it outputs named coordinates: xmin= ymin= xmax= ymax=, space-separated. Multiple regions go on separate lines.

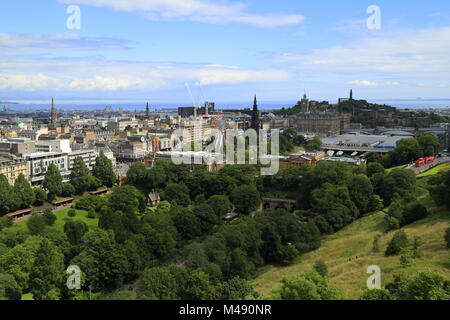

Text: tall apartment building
xmin=23 ymin=151 xmax=70 ymax=185
xmin=0 ymin=158 xmax=29 ymax=185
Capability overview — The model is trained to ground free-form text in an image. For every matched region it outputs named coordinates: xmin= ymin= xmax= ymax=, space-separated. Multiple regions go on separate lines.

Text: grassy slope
xmin=252 ymin=194 xmax=450 ymax=299
xmin=417 ymin=163 xmax=450 ymax=178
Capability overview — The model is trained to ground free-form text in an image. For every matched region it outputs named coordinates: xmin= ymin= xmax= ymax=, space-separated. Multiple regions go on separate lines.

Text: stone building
xmin=0 ymin=157 xmax=29 ymax=184
xmin=289 ymin=111 xmax=351 ymax=136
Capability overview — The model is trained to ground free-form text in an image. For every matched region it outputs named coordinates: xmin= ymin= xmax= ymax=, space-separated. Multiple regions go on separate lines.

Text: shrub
xmin=87 ymin=208 xmax=96 ymax=219
xmin=68 ymin=209 xmax=77 ymax=218
xmin=43 ymin=208 xmax=57 ymax=226
xmin=360 ymin=289 xmax=392 ymax=300
xmin=386 ymin=216 xmax=400 ymax=231
xmin=385 ymin=230 xmax=409 ymax=256
xmin=313 ymin=260 xmax=328 ymax=278
xmin=445 ymin=227 xmax=450 ymax=249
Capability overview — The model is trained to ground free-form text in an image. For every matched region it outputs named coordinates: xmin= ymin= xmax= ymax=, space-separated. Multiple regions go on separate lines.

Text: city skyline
xmin=1 ymin=0 xmax=450 ymax=102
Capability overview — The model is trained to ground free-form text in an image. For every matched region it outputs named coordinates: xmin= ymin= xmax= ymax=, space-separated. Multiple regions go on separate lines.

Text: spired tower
xmin=251 ymin=95 xmax=260 ymax=133
xmin=146 ymin=102 xmax=150 ymax=117
xmin=50 ymin=97 xmax=57 ymax=125
xmin=350 ymin=89 xmax=353 ymax=101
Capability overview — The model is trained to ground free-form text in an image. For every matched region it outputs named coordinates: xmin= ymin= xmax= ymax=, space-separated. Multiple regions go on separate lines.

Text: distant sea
xmin=1 ymin=99 xmax=450 ymax=112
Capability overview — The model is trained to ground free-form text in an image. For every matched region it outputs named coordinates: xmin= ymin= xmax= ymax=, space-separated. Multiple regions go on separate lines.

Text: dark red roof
xmin=6 ymin=208 xmax=32 ymax=217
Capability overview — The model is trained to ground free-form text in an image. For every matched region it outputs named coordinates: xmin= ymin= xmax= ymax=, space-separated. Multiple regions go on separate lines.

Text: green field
xmin=252 ymin=195 xmax=450 ymax=299
xmin=12 ymin=208 xmax=99 ymax=233
xmin=417 ymin=163 xmax=450 ymax=178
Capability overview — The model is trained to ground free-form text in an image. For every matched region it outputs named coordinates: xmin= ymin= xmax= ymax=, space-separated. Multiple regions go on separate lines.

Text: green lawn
xmin=386 ymin=164 xmax=407 ymax=172
xmin=21 ymin=293 xmax=33 ymax=300
xmin=12 ymin=208 xmax=99 ymax=233
xmin=417 ymin=163 xmax=450 ymax=178
xmin=252 ymin=194 xmax=450 ymax=299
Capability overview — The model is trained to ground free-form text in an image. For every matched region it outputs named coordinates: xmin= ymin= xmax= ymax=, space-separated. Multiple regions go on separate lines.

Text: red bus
xmin=416 ymin=159 xmax=425 ymax=167
xmin=425 ymin=157 xmax=435 ymax=164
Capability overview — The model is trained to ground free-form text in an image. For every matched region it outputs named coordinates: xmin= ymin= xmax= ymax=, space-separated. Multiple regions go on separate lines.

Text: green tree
xmin=347 ymin=174 xmax=375 ymax=213
xmin=402 ymin=202 xmax=428 ymax=226
xmin=385 ymin=230 xmax=409 ymax=256
xmin=417 ymin=133 xmax=440 ymax=156
xmin=313 ymin=260 xmax=328 ymax=278
xmin=71 ymin=229 xmax=131 ymax=290
xmin=163 ymin=183 xmax=191 ymax=206
xmin=33 ymin=188 xmax=47 ymax=206
xmin=206 ymin=195 xmax=232 ymax=221
xmin=366 ymin=162 xmax=385 ymax=177
xmin=64 ymin=220 xmax=88 ymax=245
xmin=386 ymin=272 xmax=450 ymax=300
xmin=193 ymin=203 xmax=219 ymax=234
xmin=61 ymin=183 xmax=75 ymax=197
xmin=305 ymin=136 xmax=322 ymax=152
xmin=184 ymin=269 xmax=216 ymax=300
xmin=126 ymin=162 xmax=148 ymax=189
xmin=13 ymin=174 xmax=35 ymax=209
xmin=92 ymin=152 xmax=116 ymax=188
xmin=399 ymin=248 xmax=413 ymax=267
xmin=43 ymin=164 xmax=63 ymax=201
xmin=280 ymin=270 xmax=342 ymax=300
xmin=70 ymin=157 xmax=90 ymax=195
xmin=43 ymin=208 xmax=57 ymax=226
xmin=216 ymin=277 xmax=256 ymax=300
xmin=0 ymin=273 xmax=22 ymax=300
xmin=27 ymin=215 xmax=48 ymax=235
xmin=29 ymin=238 xmax=64 ymax=300
xmin=412 ymin=236 xmax=423 ymax=259
xmin=137 ymin=267 xmax=178 ymax=300
xmin=383 ymin=169 xmax=416 ymax=205
xmin=445 ymin=227 xmax=450 ymax=249
xmin=230 ymin=185 xmax=261 ymax=215
xmin=0 ymin=237 xmax=41 ymax=289
xmin=108 ymin=185 xmax=144 ymax=214
xmin=0 ymin=174 xmax=18 ymax=215
xmin=360 ymin=288 xmax=392 ymax=300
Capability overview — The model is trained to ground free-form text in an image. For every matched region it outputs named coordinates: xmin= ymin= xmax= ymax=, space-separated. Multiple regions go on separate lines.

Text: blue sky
xmin=1 ymin=0 xmax=450 ymax=104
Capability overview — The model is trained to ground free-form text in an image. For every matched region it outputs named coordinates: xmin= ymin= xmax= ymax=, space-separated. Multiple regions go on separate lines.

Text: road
xmin=407 ymin=156 xmax=450 ymax=175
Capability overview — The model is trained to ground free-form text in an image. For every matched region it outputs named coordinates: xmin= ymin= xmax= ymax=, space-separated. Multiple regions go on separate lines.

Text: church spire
xmin=251 ymin=94 xmax=260 ymax=132
xmin=50 ymin=97 xmax=57 ymax=125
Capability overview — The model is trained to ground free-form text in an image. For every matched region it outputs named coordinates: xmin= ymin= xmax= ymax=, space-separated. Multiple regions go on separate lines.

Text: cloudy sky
xmin=1 ymin=0 xmax=450 ymax=104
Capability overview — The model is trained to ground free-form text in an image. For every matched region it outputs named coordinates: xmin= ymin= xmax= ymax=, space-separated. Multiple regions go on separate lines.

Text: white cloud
xmin=0 ymin=73 xmax=65 ymax=91
xmin=350 ymin=80 xmax=400 ymax=87
xmin=58 ymin=0 xmax=304 ymax=28
xmin=274 ymin=27 xmax=450 ymax=74
xmin=0 ymin=56 xmax=290 ymax=92
xmin=0 ymin=33 xmax=130 ymax=51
